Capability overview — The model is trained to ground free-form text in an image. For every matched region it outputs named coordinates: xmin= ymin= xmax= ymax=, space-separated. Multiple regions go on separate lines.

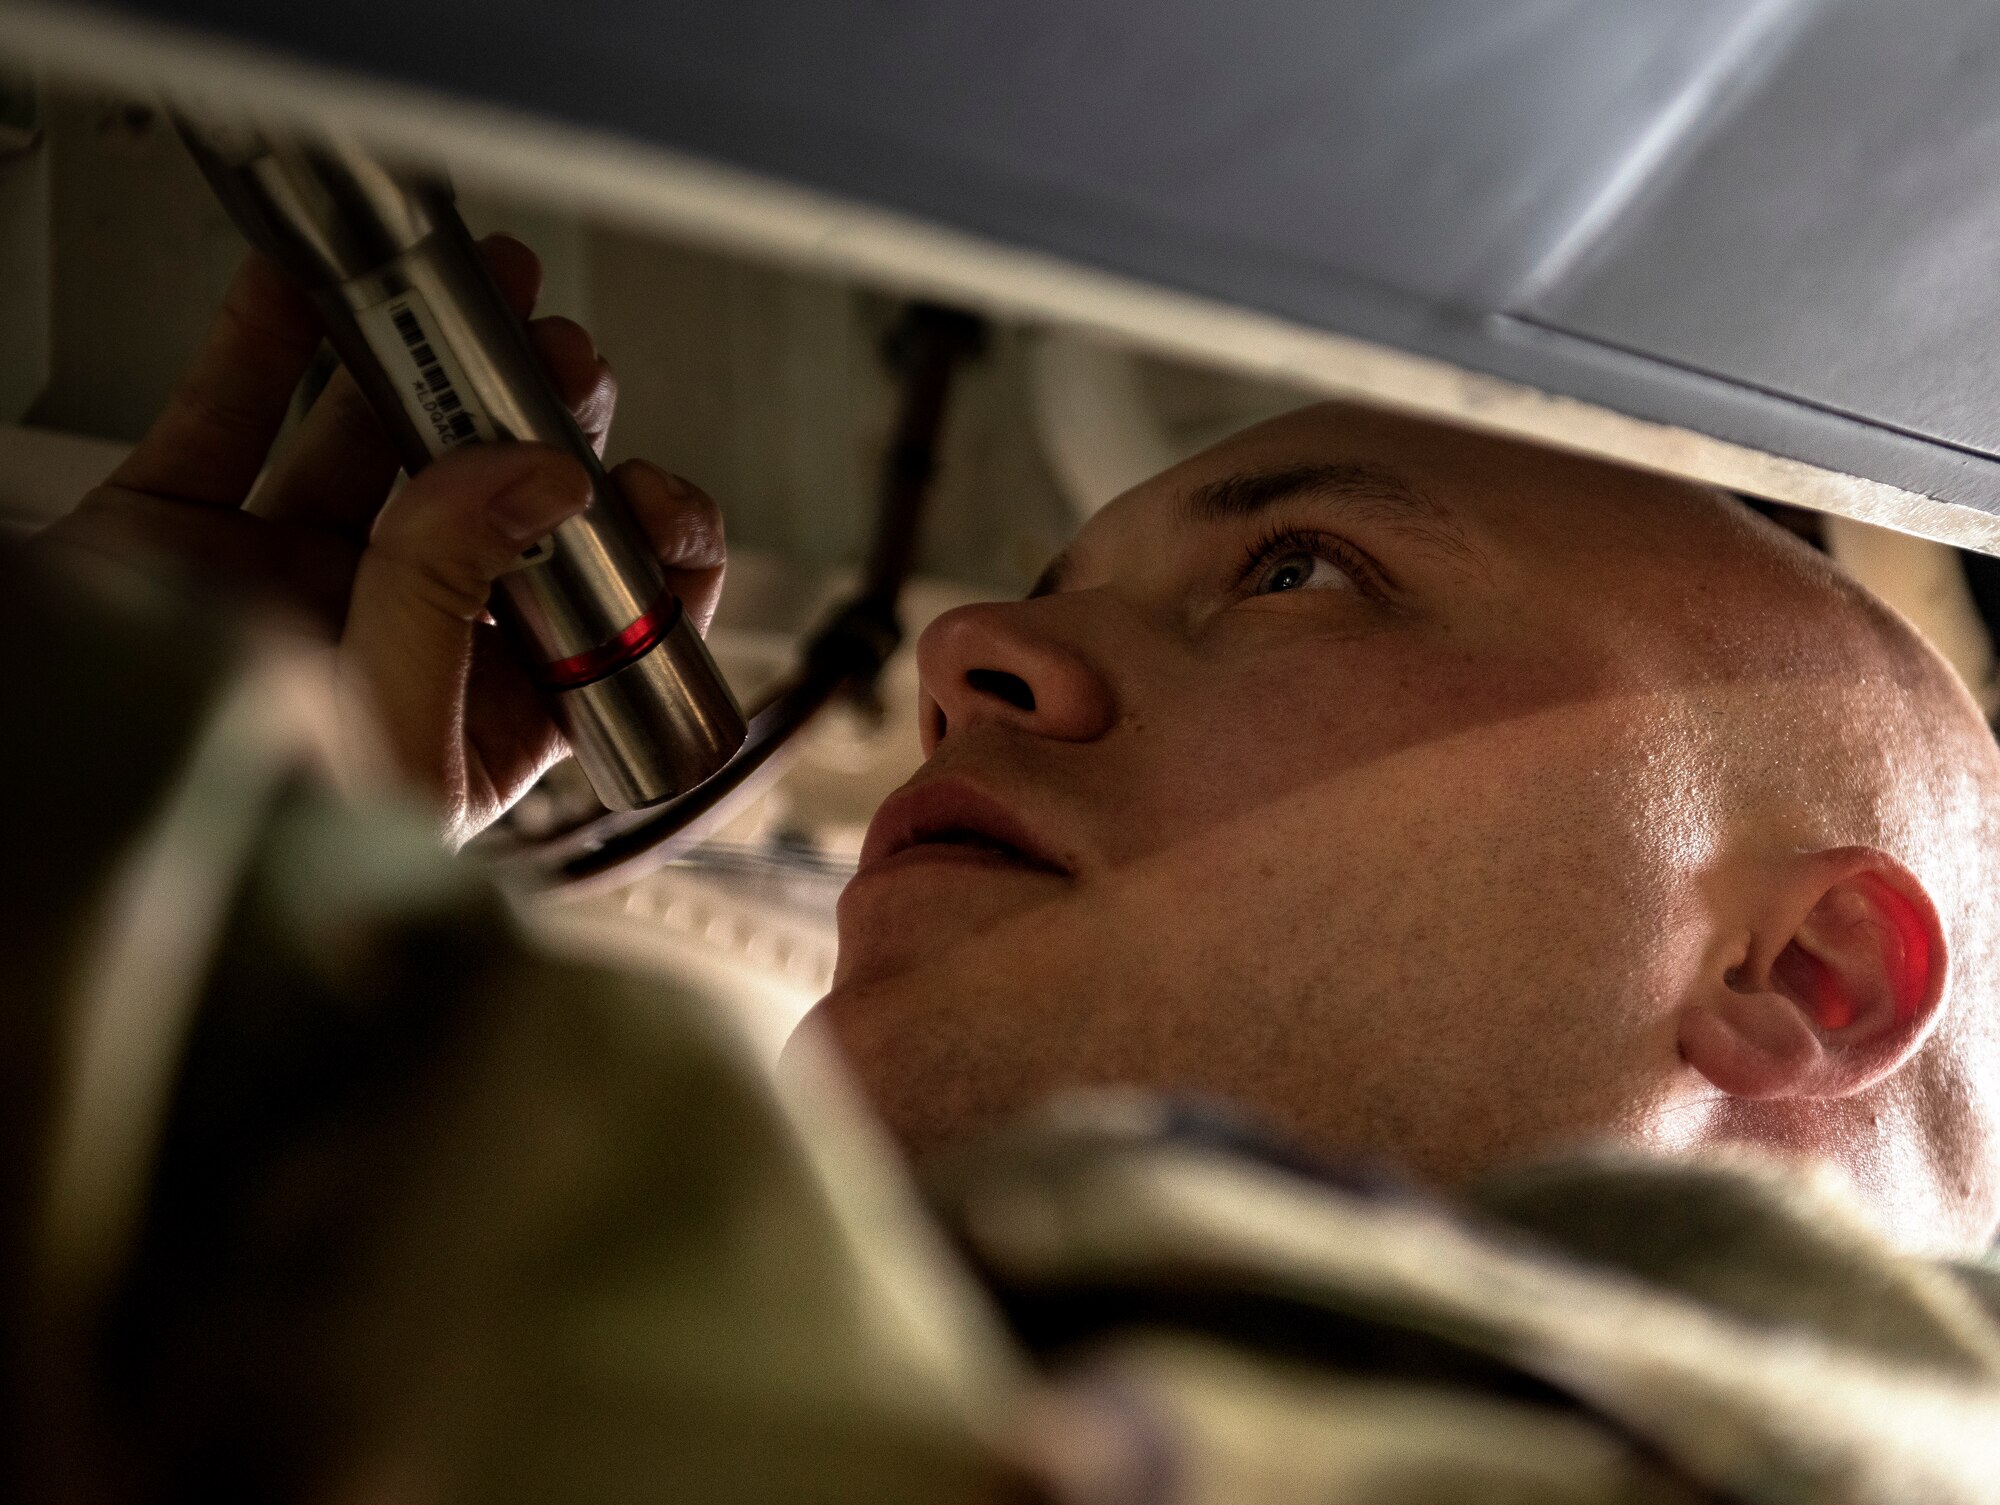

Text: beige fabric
xmin=932 ymin=1108 xmax=2000 ymax=1504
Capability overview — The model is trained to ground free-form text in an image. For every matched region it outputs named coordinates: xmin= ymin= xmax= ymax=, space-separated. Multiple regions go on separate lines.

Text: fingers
xmin=359 ymin=443 xmax=590 ymax=624
xmin=253 ymin=234 xmax=550 ymax=538
xmin=615 ymin=458 xmax=726 ymax=634
xmin=341 ymin=444 xmax=589 ymax=804
xmin=245 ymin=364 xmax=402 ymax=541
xmin=454 ymin=457 xmax=723 ymax=831
xmin=256 ymin=311 xmax=611 ymax=538
xmin=109 ymin=252 xmax=324 ymax=509
xmin=458 ymin=621 xmax=570 ymax=818
xmin=482 ymin=231 xmax=543 ymax=320
xmin=484 ymin=234 xmax=618 ymax=454
xmin=531 ymin=316 xmax=618 ymax=455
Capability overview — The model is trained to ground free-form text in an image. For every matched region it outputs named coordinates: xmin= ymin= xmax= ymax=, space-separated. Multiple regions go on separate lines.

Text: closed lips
xmin=858 ymin=778 xmax=1070 ymax=877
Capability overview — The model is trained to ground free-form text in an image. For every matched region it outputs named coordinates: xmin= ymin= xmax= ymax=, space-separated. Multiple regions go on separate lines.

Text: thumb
xmin=342 ymin=444 xmax=590 ymax=809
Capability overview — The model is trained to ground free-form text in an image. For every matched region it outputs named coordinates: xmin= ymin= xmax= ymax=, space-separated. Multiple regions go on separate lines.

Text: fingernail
xmin=492 ymin=466 xmax=588 ymax=543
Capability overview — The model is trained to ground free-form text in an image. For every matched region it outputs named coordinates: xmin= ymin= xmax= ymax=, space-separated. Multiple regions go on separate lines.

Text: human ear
xmin=1679 ymin=848 xmax=1945 ymax=1100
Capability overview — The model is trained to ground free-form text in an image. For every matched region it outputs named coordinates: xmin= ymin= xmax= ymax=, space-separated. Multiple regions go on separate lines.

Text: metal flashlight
xmin=177 ymin=116 xmax=746 ymax=810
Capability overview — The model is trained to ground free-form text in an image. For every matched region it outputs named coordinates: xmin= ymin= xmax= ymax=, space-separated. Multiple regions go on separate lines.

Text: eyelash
xmin=1234 ymin=524 xmax=1392 ymax=601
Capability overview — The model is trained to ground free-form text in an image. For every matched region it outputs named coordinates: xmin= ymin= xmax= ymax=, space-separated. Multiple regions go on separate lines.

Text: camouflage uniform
xmin=7 ymin=545 xmax=1999 ymax=1505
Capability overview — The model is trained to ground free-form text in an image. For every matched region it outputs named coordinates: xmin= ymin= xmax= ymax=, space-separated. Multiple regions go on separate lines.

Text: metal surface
xmin=17 ymin=0 xmax=2000 ymax=546
xmin=46 ymin=0 xmax=1790 ymax=308
xmin=1529 ymin=0 xmax=2000 ymax=460
xmin=181 ymin=118 xmax=745 ymax=808
xmin=557 ymin=609 xmax=749 ymax=810
xmin=498 ymin=302 xmax=982 ymax=891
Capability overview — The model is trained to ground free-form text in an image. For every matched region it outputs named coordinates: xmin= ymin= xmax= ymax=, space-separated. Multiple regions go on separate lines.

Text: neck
xmin=1697 ymin=1091 xmax=1984 ymax=1255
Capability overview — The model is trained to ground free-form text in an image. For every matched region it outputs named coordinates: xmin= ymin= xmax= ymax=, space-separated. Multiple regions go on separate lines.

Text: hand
xmin=38 ymin=235 xmax=726 ymax=846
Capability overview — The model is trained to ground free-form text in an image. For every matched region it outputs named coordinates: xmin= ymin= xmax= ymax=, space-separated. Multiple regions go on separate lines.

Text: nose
xmin=915 ymin=599 xmax=1119 ymax=754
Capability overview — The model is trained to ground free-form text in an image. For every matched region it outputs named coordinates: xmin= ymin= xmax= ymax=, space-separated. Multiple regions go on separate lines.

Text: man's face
xmin=811 ymin=403 xmax=1773 ymax=1178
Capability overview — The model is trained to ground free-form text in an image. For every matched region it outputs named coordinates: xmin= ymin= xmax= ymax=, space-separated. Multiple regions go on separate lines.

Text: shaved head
xmin=811 ymin=403 xmax=2000 ymax=1250
xmin=1647 ymin=495 xmax=2000 ymax=1242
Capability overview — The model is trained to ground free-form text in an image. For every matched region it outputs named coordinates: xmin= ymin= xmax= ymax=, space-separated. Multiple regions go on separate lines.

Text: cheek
xmin=1121 ymin=655 xmax=1706 ymax=1021
xmin=1026 ymin=722 xmax=1695 ymax=1172
xmin=1133 ymin=632 xmax=1606 ymax=846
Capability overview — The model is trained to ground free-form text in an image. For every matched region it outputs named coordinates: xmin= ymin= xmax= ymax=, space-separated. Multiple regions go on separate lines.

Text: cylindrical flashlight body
xmin=180 ymin=121 xmax=746 ymax=810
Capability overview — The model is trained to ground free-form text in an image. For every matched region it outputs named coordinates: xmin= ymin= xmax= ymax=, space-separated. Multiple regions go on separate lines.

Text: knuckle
xmin=574 ymin=365 xmax=619 ymax=430
xmin=673 ymin=481 xmax=725 ymax=532
xmin=370 ymin=511 xmax=524 ymax=623
xmin=619 ymin=459 xmax=726 ymax=558
xmin=668 ymin=507 xmax=726 ymax=570
xmin=384 ymin=548 xmax=496 ymax=622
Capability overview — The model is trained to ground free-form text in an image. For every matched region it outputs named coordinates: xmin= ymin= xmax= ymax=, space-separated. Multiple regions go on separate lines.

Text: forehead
xmin=1070 ymin=401 xmax=1729 ymax=575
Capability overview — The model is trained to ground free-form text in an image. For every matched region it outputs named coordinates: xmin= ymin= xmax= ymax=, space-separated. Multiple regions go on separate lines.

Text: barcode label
xmin=389 ymin=305 xmax=481 ymax=444
xmin=355 ymin=287 xmax=552 ymax=570
xmin=356 ymin=287 xmax=498 ymax=458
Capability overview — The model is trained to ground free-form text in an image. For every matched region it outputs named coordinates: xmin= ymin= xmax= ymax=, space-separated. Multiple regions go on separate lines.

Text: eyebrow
xmin=1028 ymin=460 xmax=1484 ymax=599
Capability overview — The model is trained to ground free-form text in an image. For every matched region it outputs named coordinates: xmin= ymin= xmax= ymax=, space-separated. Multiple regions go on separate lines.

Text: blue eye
xmin=1235 ymin=526 xmax=1389 ymax=604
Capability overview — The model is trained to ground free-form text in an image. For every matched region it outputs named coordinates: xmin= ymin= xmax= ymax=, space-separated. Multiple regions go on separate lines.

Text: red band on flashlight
xmin=535 ymin=594 xmax=682 ymax=690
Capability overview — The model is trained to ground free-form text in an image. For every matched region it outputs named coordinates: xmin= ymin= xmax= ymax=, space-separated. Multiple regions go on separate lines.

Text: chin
xmin=831 ymin=858 xmax=1065 ymax=991
xmin=786 ymin=967 xmax=908 ymax=1115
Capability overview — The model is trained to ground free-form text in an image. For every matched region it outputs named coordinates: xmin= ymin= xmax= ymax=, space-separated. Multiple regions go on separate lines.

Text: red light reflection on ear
xmin=1793 ymin=876 xmax=1935 ymax=1035
xmin=1887 ymin=890 xmax=1934 ymax=1025
xmin=1802 ymin=951 xmax=1856 ymax=1032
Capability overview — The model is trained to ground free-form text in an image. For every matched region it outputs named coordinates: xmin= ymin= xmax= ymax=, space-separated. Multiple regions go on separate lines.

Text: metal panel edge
xmin=8 ymin=0 xmax=2000 ymax=554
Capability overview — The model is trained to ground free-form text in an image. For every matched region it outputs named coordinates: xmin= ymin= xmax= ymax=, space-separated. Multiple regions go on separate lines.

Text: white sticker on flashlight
xmin=355 ymin=287 xmax=554 ymax=570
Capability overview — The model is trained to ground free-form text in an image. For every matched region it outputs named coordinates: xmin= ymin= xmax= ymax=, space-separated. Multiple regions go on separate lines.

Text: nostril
xmin=966 ymin=668 xmax=1036 ymax=712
